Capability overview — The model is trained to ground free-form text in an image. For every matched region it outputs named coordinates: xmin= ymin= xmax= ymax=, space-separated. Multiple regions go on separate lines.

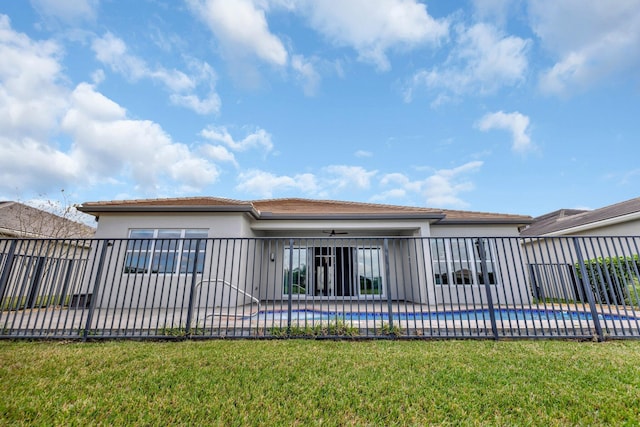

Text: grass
xmin=0 ymin=294 xmax=69 ymax=311
xmin=1 ymin=340 xmax=640 ymax=425
xmin=269 ymin=319 xmax=362 ymax=337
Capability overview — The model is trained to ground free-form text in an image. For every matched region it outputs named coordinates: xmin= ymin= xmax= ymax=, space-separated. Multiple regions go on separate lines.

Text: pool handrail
xmin=196 ymin=278 xmax=261 ymax=318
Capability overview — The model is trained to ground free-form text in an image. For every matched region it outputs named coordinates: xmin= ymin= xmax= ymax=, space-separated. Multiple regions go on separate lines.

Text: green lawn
xmin=1 ymin=340 xmax=640 ymax=425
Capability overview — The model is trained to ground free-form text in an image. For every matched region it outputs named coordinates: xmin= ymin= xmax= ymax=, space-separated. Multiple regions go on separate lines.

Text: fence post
xmin=185 ymin=239 xmax=202 ymax=337
xmin=0 ymin=240 xmax=17 ymax=306
xmin=26 ymin=256 xmax=47 ymax=308
xmin=83 ymin=240 xmax=109 ymax=341
xmin=573 ymin=238 xmax=604 ymax=341
xmin=477 ymin=239 xmax=499 ymax=340
xmin=383 ymin=238 xmax=394 ymax=332
xmin=287 ymin=239 xmax=294 ymax=335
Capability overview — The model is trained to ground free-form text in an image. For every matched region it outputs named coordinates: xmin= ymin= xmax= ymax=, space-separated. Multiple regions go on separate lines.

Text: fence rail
xmin=1 ymin=236 xmax=639 ymax=340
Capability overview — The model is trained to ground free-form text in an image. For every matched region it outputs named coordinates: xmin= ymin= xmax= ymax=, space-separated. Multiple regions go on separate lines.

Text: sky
xmin=1 ymin=0 xmax=639 ymax=218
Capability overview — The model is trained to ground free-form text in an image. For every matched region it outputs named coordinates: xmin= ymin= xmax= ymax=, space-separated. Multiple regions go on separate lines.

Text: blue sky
xmin=1 ymin=0 xmax=639 ymax=217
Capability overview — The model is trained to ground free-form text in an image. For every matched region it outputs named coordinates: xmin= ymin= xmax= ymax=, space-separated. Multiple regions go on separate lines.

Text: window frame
xmin=431 ymin=238 xmax=499 ymax=286
xmin=356 ymin=246 xmax=385 ymax=298
xmin=282 ymin=244 xmax=386 ymax=298
xmin=124 ymin=228 xmax=208 ymax=275
xmin=283 ymin=246 xmax=309 ymax=295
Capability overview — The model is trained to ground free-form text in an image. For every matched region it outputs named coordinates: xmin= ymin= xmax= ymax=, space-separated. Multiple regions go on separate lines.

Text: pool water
xmin=254 ymin=309 xmax=639 ymax=322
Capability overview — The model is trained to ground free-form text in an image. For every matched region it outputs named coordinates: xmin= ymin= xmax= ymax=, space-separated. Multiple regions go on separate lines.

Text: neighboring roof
xmin=78 ymin=197 xmax=532 ymax=225
xmin=520 ymin=197 xmax=640 ymax=236
xmin=0 ymin=201 xmax=95 ymax=238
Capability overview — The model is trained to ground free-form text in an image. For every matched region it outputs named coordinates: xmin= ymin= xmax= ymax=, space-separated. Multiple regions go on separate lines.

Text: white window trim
xmin=432 ymin=238 xmax=499 ymax=287
xmin=282 ymin=244 xmax=386 ymax=299
xmin=125 ymin=228 xmax=208 ymax=275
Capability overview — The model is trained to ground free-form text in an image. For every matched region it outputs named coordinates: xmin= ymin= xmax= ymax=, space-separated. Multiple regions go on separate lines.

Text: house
xmin=78 ymin=197 xmax=531 ymax=239
xmin=75 ymin=197 xmax=533 ymax=309
xmin=520 ymin=197 xmax=640 ymax=237
xmin=0 ymin=201 xmax=95 ymax=238
xmin=520 ymin=197 xmax=640 ymax=303
xmin=0 ymin=202 xmax=95 ymax=311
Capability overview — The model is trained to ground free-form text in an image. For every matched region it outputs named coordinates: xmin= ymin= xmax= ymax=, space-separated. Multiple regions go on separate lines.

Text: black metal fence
xmin=1 ymin=236 xmax=639 ymax=340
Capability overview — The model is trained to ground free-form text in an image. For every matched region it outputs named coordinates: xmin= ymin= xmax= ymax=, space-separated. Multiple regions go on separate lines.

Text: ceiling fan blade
xmin=322 ymin=229 xmax=348 ymax=236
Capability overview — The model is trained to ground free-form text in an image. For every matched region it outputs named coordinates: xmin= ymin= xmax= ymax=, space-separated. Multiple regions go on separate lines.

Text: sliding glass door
xmin=283 ymin=244 xmax=385 ymax=298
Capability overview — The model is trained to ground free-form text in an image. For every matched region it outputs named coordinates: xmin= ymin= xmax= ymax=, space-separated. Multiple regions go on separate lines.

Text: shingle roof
xmin=252 ymin=198 xmax=441 ymax=215
xmin=520 ymin=197 xmax=640 ymax=236
xmin=78 ymin=197 xmax=532 ymax=224
xmin=0 ymin=201 xmax=95 ymax=238
xmin=80 ymin=196 xmax=250 ymax=208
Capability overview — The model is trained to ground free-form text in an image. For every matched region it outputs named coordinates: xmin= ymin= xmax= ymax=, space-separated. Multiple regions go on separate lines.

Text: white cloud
xmin=529 ymin=0 xmax=640 ymax=95
xmin=423 ymin=161 xmax=483 ymax=207
xmin=92 ymin=32 xmax=220 ymax=114
xmin=476 ymin=110 xmax=532 ymax=152
xmin=235 ymin=161 xmax=482 ymax=208
xmin=202 ymin=144 xmax=238 ymax=167
xmin=371 ymin=189 xmax=407 ymax=201
xmin=236 ymin=165 xmax=378 ymax=198
xmin=376 ymin=162 xmax=483 ymax=208
xmin=355 ymin=150 xmax=373 ymax=158
xmin=298 ymin=0 xmax=448 ymax=71
xmin=186 ymin=0 xmax=288 ymax=66
xmin=236 ymin=170 xmax=318 ymax=198
xmin=324 ymin=165 xmax=377 ymax=190
xmin=91 ymin=69 xmax=105 ymax=84
xmin=200 ymin=126 xmax=273 ymax=152
xmin=471 ymin=0 xmax=513 ymax=26
xmin=0 ymin=15 xmax=67 ymax=140
xmin=170 ymin=93 xmax=221 ymax=115
xmin=404 ymin=23 xmax=529 ymax=102
xmin=379 ymin=173 xmax=422 ymax=192
xmin=0 ymin=136 xmax=78 ymax=192
xmin=30 ymin=0 xmax=98 ymax=24
xmin=61 ymin=83 xmax=219 ymax=190
xmin=0 ymin=14 xmax=75 ymax=192
xmin=0 ymin=16 xmax=221 ymax=195
xmin=291 ymin=54 xmax=321 ymax=96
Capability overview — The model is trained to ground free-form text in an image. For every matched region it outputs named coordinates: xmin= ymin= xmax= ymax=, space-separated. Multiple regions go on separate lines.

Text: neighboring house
xmin=0 ymin=201 xmax=95 ymax=238
xmin=520 ymin=197 xmax=640 ymax=303
xmin=520 ymin=197 xmax=640 ymax=237
xmin=0 ymin=202 xmax=95 ymax=310
xmin=77 ymin=197 xmax=533 ymax=308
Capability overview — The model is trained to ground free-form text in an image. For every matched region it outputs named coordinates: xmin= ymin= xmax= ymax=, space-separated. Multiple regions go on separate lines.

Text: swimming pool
xmin=254 ymin=309 xmax=639 ymax=322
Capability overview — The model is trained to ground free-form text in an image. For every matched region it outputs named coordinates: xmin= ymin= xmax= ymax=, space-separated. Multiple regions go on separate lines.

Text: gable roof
xmin=78 ymin=197 xmax=532 ymax=225
xmin=520 ymin=197 xmax=640 ymax=236
xmin=0 ymin=201 xmax=95 ymax=238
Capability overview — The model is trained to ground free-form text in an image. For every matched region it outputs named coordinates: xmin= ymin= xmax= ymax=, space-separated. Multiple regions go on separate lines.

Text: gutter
xmin=77 ymin=204 xmax=261 ymax=218
xmin=77 ymin=205 xmax=446 ymax=222
xmin=256 ymin=212 xmax=446 ymax=221
xmin=438 ymin=218 xmax=533 ymax=225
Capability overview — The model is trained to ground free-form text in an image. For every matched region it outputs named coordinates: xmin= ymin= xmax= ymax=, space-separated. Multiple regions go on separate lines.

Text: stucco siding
xmin=430 ymin=224 xmax=522 ymax=237
xmin=93 ymin=212 xmax=249 ymax=238
xmin=566 ymin=218 xmax=640 ymax=237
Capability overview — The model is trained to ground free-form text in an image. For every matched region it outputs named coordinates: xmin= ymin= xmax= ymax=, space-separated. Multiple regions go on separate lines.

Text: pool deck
xmin=2 ymin=301 xmax=639 ymax=339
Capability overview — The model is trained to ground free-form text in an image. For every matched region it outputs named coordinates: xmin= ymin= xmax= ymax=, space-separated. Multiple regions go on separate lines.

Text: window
xmin=124 ymin=229 xmax=207 ymax=274
xmin=282 ymin=245 xmax=385 ymax=297
xmin=283 ymin=247 xmax=308 ymax=295
xmin=431 ymin=238 xmax=497 ymax=286
xmin=357 ymin=247 xmax=384 ymax=296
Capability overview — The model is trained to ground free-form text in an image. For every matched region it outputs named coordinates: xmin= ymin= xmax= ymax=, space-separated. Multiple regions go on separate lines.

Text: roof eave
xmin=78 ymin=204 xmax=260 ymax=218
xmin=534 ymin=211 xmax=640 ymax=237
xmin=438 ymin=218 xmax=533 ymax=225
xmin=256 ymin=212 xmax=446 ymax=221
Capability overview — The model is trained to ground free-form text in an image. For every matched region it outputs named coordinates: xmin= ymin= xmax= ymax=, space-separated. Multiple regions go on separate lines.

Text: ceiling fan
xmin=322 ymin=229 xmax=348 ymax=237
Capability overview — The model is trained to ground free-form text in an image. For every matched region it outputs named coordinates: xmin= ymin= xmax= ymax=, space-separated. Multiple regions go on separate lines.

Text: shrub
xmin=575 ymin=254 xmax=640 ymax=306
